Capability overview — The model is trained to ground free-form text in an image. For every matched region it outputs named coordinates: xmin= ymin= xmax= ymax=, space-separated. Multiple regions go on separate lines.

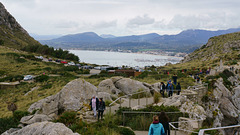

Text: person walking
xmin=89 ymin=95 xmax=99 ymax=118
xmin=172 ymin=74 xmax=177 ymax=85
xmin=148 ymin=115 xmax=165 ymax=135
xmin=160 ymin=82 xmax=166 ymax=97
xmin=176 ymin=83 xmax=181 ymax=95
xmin=159 ymin=112 xmax=170 ymax=135
xmin=98 ymin=98 xmax=105 ymax=121
xmin=167 ymin=81 xmax=173 ymax=97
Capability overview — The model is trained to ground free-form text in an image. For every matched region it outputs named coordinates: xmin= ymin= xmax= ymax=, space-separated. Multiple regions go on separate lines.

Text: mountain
xmin=0 ymin=2 xmax=41 ymax=49
xmin=100 ymin=34 xmax=116 ymax=38
xmin=182 ymin=31 xmax=240 ymax=63
xmin=40 ymin=28 xmax=240 ymax=53
xmin=30 ymin=33 xmax=62 ymax=40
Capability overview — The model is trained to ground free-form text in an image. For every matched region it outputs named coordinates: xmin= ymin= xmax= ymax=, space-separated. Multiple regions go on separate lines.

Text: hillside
xmin=182 ymin=32 xmax=240 ymax=64
xmin=0 ymin=2 xmax=41 ymax=49
xmin=39 ymin=28 xmax=240 ymax=53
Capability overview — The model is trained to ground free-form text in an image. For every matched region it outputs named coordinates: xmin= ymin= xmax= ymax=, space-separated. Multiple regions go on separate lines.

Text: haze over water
xmin=69 ymin=50 xmax=183 ymax=67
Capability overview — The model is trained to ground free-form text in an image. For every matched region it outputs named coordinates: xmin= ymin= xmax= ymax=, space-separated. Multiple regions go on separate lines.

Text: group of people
xmin=89 ymin=95 xmax=106 ymax=121
xmin=160 ymin=75 xmax=181 ymax=97
xmin=148 ymin=112 xmax=170 ymax=135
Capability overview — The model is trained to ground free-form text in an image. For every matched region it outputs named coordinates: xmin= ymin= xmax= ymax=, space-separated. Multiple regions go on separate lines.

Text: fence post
xmin=146 ymin=92 xmax=148 ymax=105
xmin=120 ymin=98 xmax=122 ymax=108
xmin=138 ymin=94 xmax=140 ymax=106
xmin=129 ymin=97 xmax=131 ymax=108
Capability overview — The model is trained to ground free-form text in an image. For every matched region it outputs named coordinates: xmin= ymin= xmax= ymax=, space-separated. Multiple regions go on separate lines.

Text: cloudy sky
xmin=1 ymin=0 xmax=240 ymax=36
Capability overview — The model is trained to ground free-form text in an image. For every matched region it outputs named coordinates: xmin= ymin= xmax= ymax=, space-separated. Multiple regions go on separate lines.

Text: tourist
xmin=148 ymin=115 xmax=165 ymax=135
xmin=159 ymin=112 xmax=170 ymax=135
xmin=89 ymin=95 xmax=99 ymax=118
xmin=160 ymin=82 xmax=166 ymax=97
xmin=196 ymin=75 xmax=200 ymax=83
xmin=176 ymin=83 xmax=181 ymax=95
xmin=167 ymin=81 xmax=173 ymax=97
xmin=172 ymin=74 xmax=177 ymax=85
xmin=98 ymin=98 xmax=105 ymax=121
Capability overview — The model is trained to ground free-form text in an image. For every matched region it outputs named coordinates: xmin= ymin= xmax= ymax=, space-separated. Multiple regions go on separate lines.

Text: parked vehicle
xmin=48 ymin=58 xmax=52 ymax=61
xmin=75 ymin=64 xmax=81 ymax=67
xmin=24 ymin=75 xmax=33 ymax=81
xmin=61 ymin=61 xmax=68 ymax=64
xmin=55 ymin=59 xmax=61 ymax=63
xmin=68 ymin=61 xmax=75 ymax=66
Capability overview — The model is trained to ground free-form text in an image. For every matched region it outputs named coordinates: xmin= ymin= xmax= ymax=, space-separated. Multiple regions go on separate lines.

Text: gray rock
xmin=163 ymin=95 xmax=187 ymax=107
xmin=97 ymin=79 xmax=121 ymax=94
xmin=213 ymin=78 xmax=231 ymax=99
xmin=2 ymin=122 xmax=79 ymax=135
xmin=2 ymin=128 xmax=20 ymax=135
xmin=28 ymin=79 xmax=97 ymax=117
xmin=114 ymin=78 xmax=150 ymax=94
xmin=97 ymin=92 xmax=113 ymax=101
xmin=20 ymin=114 xmax=52 ymax=125
xmin=219 ymin=97 xmax=239 ymax=118
xmin=232 ymin=86 xmax=240 ymax=110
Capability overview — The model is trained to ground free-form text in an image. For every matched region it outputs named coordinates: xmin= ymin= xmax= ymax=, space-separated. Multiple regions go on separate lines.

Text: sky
xmin=1 ymin=0 xmax=240 ymax=36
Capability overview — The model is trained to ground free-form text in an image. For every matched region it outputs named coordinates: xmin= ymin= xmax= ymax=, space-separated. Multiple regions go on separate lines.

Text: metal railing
xmin=108 ymin=90 xmax=151 ymax=113
xmin=198 ymin=124 xmax=240 ymax=135
xmin=121 ymin=111 xmax=204 ymax=134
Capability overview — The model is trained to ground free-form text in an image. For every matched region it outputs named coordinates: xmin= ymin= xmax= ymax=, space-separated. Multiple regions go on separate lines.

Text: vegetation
xmin=0 ymin=110 xmax=29 ymax=134
xmin=21 ymin=45 xmax=79 ymax=61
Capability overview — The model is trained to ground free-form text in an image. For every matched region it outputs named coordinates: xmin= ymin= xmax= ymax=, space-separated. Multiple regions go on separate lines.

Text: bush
xmin=117 ymin=127 xmax=135 ymax=135
xmin=136 ymin=71 xmax=149 ymax=79
xmin=62 ymin=66 xmax=79 ymax=72
xmin=105 ymin=100 xmax=112 ymax=106
xmin=153 ymin=92 xmax=161 ymax=104
xmin=55 ymin=111 xmax=77 ymax=127
xmin=35 ymin=75 xmax=49 ymax=82
xmin=15 ymin=58 xmax=27 ymax=63
xmin=13 ymin=110 xmax=30 ymax=121
xmin=0 ymin=117 xmax=17 ymax=134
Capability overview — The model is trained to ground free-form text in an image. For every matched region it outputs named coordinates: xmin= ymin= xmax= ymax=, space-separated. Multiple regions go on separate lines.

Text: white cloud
xmin=1 ymin=0 xmax=240 ymax=36
xmin=127 ymin=15 xmax=155 ymax=27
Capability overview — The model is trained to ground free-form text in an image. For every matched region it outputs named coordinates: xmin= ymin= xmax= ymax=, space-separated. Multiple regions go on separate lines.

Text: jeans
xmin=93 ymin=107 xmax=97 ymax=117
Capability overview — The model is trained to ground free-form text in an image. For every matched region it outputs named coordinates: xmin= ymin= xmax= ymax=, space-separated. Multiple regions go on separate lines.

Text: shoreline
xmin=68 ymin=48 xmax=185 ymax=59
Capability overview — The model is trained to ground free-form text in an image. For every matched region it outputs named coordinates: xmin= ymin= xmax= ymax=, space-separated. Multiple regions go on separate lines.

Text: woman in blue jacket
xmin=148 ymin=115 xmax=165 ymax=135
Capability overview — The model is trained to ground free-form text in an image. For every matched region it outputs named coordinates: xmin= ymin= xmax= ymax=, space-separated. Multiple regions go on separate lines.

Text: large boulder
xmin=20 ymin=114 xmax=52 ymax=125
xmin=163 ymin=95 xmax=187 ymax=107
xmin=232 ymin=86 xmax=240 ymax=110
xmin=2 ymin=122 xmax=79 ymax=135
xmin=114 ymin=78 xmax=150 ymax=94
xmin=213 ymin=78 xmax=232 ymax=99
xmin=28 ymin=79 xmax=97 ymax=117
xmin=219 ymin=97 xmax=239 ymax=118
xmin=180 ymin=100 xmax=206 ymax=120
xmin=97 ymin=92 xmax=113 ymax=101
xmin=97 ymin=79 xmax=121 ymax=94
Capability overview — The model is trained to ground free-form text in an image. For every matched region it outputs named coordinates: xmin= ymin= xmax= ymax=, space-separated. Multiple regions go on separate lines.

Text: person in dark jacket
xmin=98 ymin=98 xmax=105 ymax=121
xmin=167 ymin=81 xmax=173 ymax=97
xmin=176 ymin=83 xmax=181 ymax=95
xmin=172 ymin=74 xmax=177 ymax=85
xmin=160 ymin=82 xmax=166 ymax=97
xmin=159 ymin=112 xmax=170 ymax=135
xmin=89 ymin=95 xmax=99 ymax=118
xmin=148 ymin=115 xmax=165 ymax=135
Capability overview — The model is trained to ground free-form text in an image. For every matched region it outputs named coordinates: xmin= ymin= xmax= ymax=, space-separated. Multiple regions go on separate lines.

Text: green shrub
xmin=39 ymin=83 xmax=52 ymax=90
xmin=0 ymin=117 xmax=18 ymax=134
xmin=201 ymin=95 xmax=210 ymax=103
xmin=136 ymin=71 xmax=149 ymax=79
xmin=43 ymin=67 xmax=52 ymax=71
xmin=15 ymin=58 xmax=27 ymax=63
xmin=13 ymin=110 xmax=30 ymax=122
xmin=0 ymin=70 xmax=5 ymax=76
xmin=35 ymin=75 xmax=49 ymax=82
xmin=153 ymin=92 xmax=161 ymax=104
xmin=55 ymin=111 xmax=77 ymax=127
xmin=105 ymin=100 xmax=112 ymax=106
xmin=62 ymin=66 xmax=79 ymax=72
xmin=117 ymin=127 xmax=135 ymax=135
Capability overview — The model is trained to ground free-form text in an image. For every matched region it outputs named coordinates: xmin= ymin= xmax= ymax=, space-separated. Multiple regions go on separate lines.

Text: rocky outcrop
xmin=97 ymin=77 xmax=151 ymax=95
xmin=0 ymin=2 xmax=28 ymax=34
xmin=20 ymin=114 xmax=52 ymax=125
xmin=2 ymin=122 xmax=79 ymax=135
xmin=28 ymin=79 xmax=97 ymax=117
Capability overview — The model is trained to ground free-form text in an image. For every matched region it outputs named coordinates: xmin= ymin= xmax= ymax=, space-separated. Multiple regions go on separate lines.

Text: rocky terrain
xmin=0 ymin=2 xmax=41 ymax=49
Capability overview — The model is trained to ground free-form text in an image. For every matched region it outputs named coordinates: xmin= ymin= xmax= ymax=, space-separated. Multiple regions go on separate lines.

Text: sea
xmin=69 ymin=50 xmax=183 ymax=67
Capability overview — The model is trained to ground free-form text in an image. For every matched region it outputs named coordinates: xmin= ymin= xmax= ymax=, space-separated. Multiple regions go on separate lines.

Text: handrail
xmin=198 ymin=124 xmax=240 ymax=135
xmin=108 ymin=90 xmax=150 ymax=107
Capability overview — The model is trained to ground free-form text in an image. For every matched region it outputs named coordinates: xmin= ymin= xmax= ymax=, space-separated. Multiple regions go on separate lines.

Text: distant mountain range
xmin=38 ymin=28 xmax=240 ymax=53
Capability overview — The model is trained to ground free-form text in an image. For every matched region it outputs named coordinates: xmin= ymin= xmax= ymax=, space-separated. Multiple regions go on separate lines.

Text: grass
xmin=0 ymin=47 xmax=77 ymax=117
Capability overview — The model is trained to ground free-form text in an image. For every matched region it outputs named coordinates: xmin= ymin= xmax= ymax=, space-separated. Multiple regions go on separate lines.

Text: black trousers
xmin=98 ymin=110 xmax=104 ymax=120
xmin=160 ymin=90 xmax=165 ymax=97
xmin=168 ymin=91 xmax=173 ymax=97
